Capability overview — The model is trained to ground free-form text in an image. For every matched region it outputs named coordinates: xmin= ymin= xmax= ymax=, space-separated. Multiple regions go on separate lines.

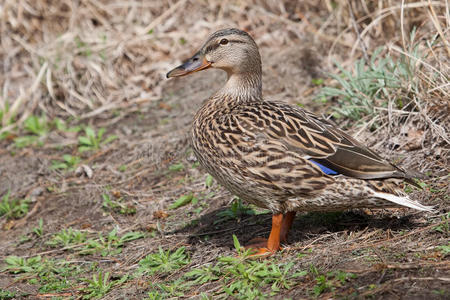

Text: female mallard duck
xmin=166 ymin=28 xmax=432 ymax=255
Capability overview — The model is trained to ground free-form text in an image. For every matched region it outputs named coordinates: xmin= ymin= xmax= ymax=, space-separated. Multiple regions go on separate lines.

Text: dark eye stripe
xmin=227 ymin=40 xmax=245 ymax=44
xmin=205 ymin=43 xmax=220 ymax=53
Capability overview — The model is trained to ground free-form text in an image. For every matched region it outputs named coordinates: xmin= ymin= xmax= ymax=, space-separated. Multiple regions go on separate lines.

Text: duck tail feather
xmin=372 ymin=191 xmax=434 ymax=212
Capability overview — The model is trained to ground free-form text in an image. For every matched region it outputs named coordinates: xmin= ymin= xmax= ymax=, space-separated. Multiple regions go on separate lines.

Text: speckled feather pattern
xmin=191 ymin=95 xmax=422 ymax=214
xmin=169 ymin=28 xmax=432 ymax=215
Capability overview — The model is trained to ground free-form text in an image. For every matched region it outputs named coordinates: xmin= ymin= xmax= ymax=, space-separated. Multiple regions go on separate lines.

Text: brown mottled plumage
xmin=166 ymin=28 xmax=433 ymax=255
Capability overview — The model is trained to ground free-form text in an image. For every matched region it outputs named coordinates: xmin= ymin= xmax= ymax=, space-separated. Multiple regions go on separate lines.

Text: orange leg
xmin=245 ymin=212 xmax=297 ymax=256
xmin=246 ymin=213 xmax=283 ymax=256
xmin=280 ymin=211 xmax=296 ymax=243
xmin=266 ymin=213 xmax=283 ymax=252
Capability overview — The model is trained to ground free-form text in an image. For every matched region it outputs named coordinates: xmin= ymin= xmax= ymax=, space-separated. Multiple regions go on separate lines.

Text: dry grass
xmin=0 ymin=0 xmax=449 ymax=299
xmin=2 ymin=1 xmax=447 ymax=117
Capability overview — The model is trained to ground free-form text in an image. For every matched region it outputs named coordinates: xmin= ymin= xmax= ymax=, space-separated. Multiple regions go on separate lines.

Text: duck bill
xmin=166 ymin=53 xmax=212 ymax=78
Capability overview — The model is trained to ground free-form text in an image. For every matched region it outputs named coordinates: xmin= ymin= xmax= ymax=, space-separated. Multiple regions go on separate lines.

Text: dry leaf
xmin=153 ymin=210 xmax=169 ymax=219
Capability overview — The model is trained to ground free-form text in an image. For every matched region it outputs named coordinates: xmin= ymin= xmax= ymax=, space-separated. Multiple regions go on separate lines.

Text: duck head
xmin=166 ymin=28 xmax=262 ymax=79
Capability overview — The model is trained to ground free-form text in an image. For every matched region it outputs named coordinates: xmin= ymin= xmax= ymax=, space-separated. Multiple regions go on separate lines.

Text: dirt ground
xmin=0 ymin=1 xmax=449 ymax=299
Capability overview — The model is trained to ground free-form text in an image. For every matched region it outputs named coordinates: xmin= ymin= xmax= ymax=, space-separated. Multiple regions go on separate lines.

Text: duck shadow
xmin=170 ymin=208 xmax=422 ymax=250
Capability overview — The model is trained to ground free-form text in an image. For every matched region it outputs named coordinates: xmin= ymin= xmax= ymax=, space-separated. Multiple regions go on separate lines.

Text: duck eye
xmin=219 ymin=38 xmax=229 ymax=45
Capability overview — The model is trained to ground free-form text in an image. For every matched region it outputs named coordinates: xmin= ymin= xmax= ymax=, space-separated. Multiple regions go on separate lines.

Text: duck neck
xmin=215 ymin=71 xmax=262 ymax=103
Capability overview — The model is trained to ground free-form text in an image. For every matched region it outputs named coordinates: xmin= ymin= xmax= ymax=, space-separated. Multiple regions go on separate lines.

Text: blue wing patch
xmin=308 ymin=159 xmax=339 ymax=175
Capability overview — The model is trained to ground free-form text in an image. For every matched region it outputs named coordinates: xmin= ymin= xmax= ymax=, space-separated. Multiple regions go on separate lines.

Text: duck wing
xmin=233 ymin=101 xmax=416 ymax=180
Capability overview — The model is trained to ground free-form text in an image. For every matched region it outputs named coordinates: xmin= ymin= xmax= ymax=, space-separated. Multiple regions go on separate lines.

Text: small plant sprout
xmin=52 ymin=118 xmax=81 ymax=133
xmin=81 ymin=229 xmax=144 ymax=256
xmin=0 ymin=191 xmax=30 ymax=219
xmin=23 ymin=115 xmax=48 ymax=136
xmin=3 ymin=256 xmax=43 ymax=274
xmin=205 ymin=174 xmax=214 ymax=188
xmin=0 ymin=289 xmax=17 ymax=299
xmin=82 ymin=270 xmax=128 ymax=299
xmin=311 ymin=270 xmax=357 ymax=297
xmin=51 ymin=154 xmax=81 ymax=171
xmin=138 ymin=246 xmax=190 ymax=275
xmin=0 ymin=102 xmax=15 ymax=139
xmin=102 ymin=193 xmax=136 ymax=215
xmin=47 ymin=228 xmax=87 ymax=247
xmin=168 ymin=163 xmax=184 ymax=172
xmin=184 ymin=264 xmax=221 ymax=285
xmin=433 ymin=213 xmax=449 ymax=234
xmin=169 ymin=193 xmax=198 ymax=210
xmin=215 ymin=198 xmax=255 ymax=224
xmin=232 ymin=234 xmax=247 ymax=257
xmin=33 ymin=218 xmax=44 ymax=237
xmin=78 ymin=126 xmax=117 ymax=153
xmin=14 ymin=115 xmax=49 ymax=148
xmin=437 ymin=243 xmax=450 ymax=256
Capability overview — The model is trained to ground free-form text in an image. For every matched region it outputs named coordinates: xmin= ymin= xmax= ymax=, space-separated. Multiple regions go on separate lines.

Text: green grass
xmin=46 ymin=227 xmax=88 ymax=248
xmin=51 ymin=154 xmax=81 ymax=171
xmin=45 ymin=227 xmax=144 ymax=256
xmin=142 ymin=236 xmax=359 ymax=299
xmin=318 ymin=29 xmax=425 ymax=124
xmin=3 ymin=255 xmax=83 ymax=294
xmin=168 ymin=162 xmax=184 ymax=172
xmin=81 ymin=229 xmax=144 ymax=256
xmin=0 ymin=191 xmax=30 ymax=219
xmin=78 ymin=126 xmax=117 ymax=153
xmin=3 ymin=114 xmax=81 ymax=148
xmin=181 ymin=236 xmax=308 ymax=299
xmin=74 ymin=36 xmax=93 ymax=57
xmin=23 ymin=115 xmax=49 ymax=136
xmin=433 ymin=213 xmax=449 ymax=234
xmin=102 ymin=193 xmax=136 ymax=215
xmin=169 ymin=193 xmax=198 ymax=210
xmin=148 ymin=278 xmax=187 ymax=299
xmin=138 ymin=246 xmax=190 ymax=275
xmin=1 ymin=112 xmax=117 ymax=158
xmin=0 ymin=102 xmax=16 ymax=139
xmin=32 ymin=218 xmax=44 ymax=237
xmin=52 ymin=118 xmax=82 ymax=133
xmin=205 ymin=174 xmax=214 ymax=188
xmin=3 ymin=255 xmax=44 ymax=274
xmin=310 ymin=269 xmax=357 ymax=297
xmin=13 ymin=115 xmax=49 ymax=148
xmin=1 ymin=228 xmax=142 ymax=298
xmin=81 ymin=270 xmax=128 ymax=299
xmin=1 ymin=228 xmax=142 ymax=297
xmin=0 ymin=289 xmax=18 ymax=299
xmin=437 ymin=243 xmax=450 ymax=256
xmin=214 ymin=198 xmax=255 ymax=224
xmin=2 ymin=255 xmax=130 ymax=298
